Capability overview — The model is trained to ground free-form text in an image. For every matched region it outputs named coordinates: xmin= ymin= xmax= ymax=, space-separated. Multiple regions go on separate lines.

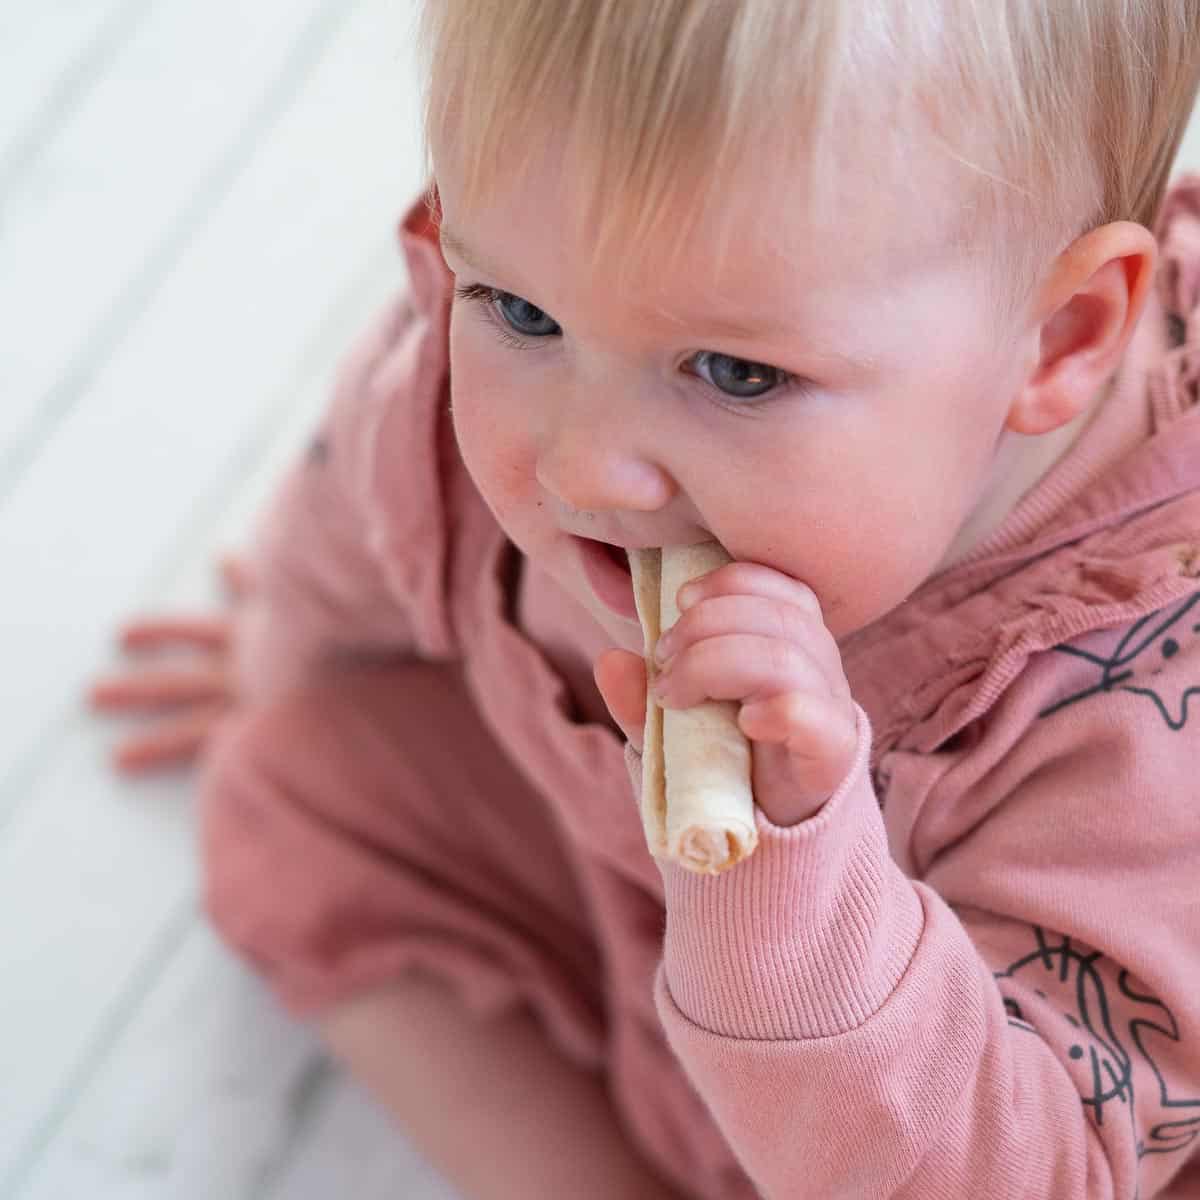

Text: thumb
xmin=593 ymin=649 xmax=647 ymax=752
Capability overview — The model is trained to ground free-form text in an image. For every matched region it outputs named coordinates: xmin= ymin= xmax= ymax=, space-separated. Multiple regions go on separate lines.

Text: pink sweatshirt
xmin=227 ymin=178 xmax=1200 ymax=1198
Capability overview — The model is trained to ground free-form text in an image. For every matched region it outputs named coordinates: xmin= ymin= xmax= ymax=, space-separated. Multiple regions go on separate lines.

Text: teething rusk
xmin=628 ymin=543 xmax=758 ymax=874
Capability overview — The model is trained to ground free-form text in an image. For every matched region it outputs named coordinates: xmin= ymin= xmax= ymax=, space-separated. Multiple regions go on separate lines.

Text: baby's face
xmin=436 ymin=137 xmax=1033 ymax=655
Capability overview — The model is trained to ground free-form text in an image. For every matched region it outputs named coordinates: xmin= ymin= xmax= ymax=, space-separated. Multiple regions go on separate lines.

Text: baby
xmin=91 ymin=2 xmax=1200 ymax=1197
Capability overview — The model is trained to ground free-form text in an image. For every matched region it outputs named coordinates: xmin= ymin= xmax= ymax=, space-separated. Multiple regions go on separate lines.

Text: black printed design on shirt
xmin=1166 ymin=311 xmax=1188 ymax=349
xmin=995 ymin=926 xmax=1200 ymax=1192
xmin=1037 ymin=593 xmax=1200 ymax=728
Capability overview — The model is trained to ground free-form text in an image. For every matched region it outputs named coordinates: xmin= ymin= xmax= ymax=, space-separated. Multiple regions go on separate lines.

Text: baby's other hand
xmin=86 ymin=554 xmax=248 ymax=774
xmin=593 ymin=649 xmax=647 ymax=754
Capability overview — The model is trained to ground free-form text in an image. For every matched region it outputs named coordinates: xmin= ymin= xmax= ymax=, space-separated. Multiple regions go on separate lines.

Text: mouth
xmin=596 ymin=540 xmax=632 ymax=574
xmin=573 ymin=536 xmax=638 ymax=619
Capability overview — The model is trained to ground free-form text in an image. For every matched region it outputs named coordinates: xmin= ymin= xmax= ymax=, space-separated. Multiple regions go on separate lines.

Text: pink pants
xmin=197 ymin=658 xmax=757 ymax=1200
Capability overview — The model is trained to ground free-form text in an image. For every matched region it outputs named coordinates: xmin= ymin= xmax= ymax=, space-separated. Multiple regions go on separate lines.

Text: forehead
xmin=432 ymin=124 xmax=978 ymax=334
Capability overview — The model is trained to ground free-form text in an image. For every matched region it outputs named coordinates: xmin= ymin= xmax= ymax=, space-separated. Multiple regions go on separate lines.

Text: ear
xmin=1006 ymin=221 xmax=1158 ymax=435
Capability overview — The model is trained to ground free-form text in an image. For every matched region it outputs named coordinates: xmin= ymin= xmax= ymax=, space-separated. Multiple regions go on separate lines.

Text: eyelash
xmin=454 ymin=283 xmax=535 ymax=352
xmin=452 ymin=281 xmax=807 ymax=407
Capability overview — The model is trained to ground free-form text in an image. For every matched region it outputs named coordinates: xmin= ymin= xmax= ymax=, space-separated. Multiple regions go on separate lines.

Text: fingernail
xmin=653 ymin=633 xmax=674 ymax=663
xmin=677 ymin=584 xmax=698 ymax=610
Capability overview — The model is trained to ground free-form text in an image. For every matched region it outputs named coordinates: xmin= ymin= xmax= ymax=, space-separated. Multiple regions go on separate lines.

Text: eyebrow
xmin=439 ymin=226 xmax=501 ymax=278
xmin=438 ymin=224 xmax=878 ymax=372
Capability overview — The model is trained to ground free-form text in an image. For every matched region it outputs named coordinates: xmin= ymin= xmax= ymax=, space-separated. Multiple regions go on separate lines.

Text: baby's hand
xmin=86 ymin=555 xmax=247 ymax=774
xmin=595 ymin=561 xmax=858 ymax=826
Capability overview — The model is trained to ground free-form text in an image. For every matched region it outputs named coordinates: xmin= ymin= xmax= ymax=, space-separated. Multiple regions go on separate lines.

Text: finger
xmin=654 ymin=593 xmax=839 ymax=685
xmin=741 ymin=694 xmax=860 ymax=805
xmin=740 ymin=690 xmax=858 ymax=764
xmin=593 ymin=648 xmax=647 ymax=751
xmin=113 ymin=704 xmax=228 ymax=773
xmin=673 ymin=560 xmax=822 ymax=619
xmin=117 ymin=616 xmax=231 ymax=653
xmin=218 ymin=553 xmax=251 ymax=600
xmin=652 ymin=633 xmax=826 ymax=712
xmin=89 ymin=663 xmax=230 ymax=710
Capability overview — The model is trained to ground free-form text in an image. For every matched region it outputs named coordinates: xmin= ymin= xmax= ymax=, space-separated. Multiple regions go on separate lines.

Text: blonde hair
xmin=417 ymin=1 xmax=1200 ymax=324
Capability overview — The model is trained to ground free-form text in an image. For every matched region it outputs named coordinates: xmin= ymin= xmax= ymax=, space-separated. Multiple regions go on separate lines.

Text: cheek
xmin=448 ymin=318 xmax=538 ymax=534
xmin=713 ymin=403 xmax=977 ymax=636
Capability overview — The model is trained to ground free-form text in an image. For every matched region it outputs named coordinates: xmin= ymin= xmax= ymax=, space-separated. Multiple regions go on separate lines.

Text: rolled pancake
xmin=628 ymin=542 xmax=758 ymax=874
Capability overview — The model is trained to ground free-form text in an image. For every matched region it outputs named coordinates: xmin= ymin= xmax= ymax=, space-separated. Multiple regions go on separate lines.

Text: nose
xmin=535 ymin=404 xmax=676 ymax=514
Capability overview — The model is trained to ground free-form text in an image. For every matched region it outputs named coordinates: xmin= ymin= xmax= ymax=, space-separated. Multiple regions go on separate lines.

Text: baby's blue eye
xmin=690 ymin=350 xmax=787 ymax=399
xmin=495 ymin=291 xmax=560 ymax=337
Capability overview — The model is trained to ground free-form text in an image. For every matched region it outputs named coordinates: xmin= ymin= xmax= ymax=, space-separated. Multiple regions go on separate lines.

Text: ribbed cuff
xmin=660 ymin=703 xmax=925 ymax=1040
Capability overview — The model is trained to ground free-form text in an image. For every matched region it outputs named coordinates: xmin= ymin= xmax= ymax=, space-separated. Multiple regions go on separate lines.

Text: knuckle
xmin=773 ymin=602 xmax=807 ymax=644
xmin=784 ymin=690 xmax=817 ymax=730
xmin=686 ymin=635 xmax=718 ymax=675
xmin=768 ymin=637 xmax=798 ymax=676
xmin=672 ymin=606 xmax=701 ymax=643
xmin=686 ymin=636 xmax=729 ymax=693
xmin=794 ymin=584 xmax=822 ymax=616
xmin=675 ymin=594 xmax=728 ymax=644
xmin=713 ymin=562 xmax=755 ymax=592
xmin=716 ymin=561 xmax=823 ymax=619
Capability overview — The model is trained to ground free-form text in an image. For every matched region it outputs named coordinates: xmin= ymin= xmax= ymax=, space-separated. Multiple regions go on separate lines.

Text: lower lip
xmin=575 ymin=537 xmax=639 ymax=620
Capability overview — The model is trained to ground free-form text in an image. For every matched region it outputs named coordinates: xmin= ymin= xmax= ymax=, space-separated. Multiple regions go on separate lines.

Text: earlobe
xmin=1005 ymin=221 xmax=1157 ymax=437
xmin=1005 ymin=371 xmax=1088 ymax=435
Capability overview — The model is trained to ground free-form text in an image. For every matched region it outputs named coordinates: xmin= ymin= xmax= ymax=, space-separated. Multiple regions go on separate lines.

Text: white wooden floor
xmin=1 ymin=2 xmax=460 ymax=1196
xmin=4 ymin=6 xmax=1200 ymax=1197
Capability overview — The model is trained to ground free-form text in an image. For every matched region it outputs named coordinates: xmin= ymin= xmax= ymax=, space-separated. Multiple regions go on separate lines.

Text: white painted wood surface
xmin=1 ymin=1 xmax=462 ymax=1196
xmin=2 ymin=5 xmax=1199 ymax=1196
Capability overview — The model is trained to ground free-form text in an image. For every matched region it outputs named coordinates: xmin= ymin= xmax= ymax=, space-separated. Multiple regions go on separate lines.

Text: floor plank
xmin=262 ymin=1066 xmax=461 ymax=1200
xmin=14 ymin=923 xmax=455 ymax=1200
xmin=0 ymin=0 xmax=146 ymax=180
xmin=12 ymin=924 xmax=323 ymax=1200
xmin=0 ymin=0 xmax=355 ymax=478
